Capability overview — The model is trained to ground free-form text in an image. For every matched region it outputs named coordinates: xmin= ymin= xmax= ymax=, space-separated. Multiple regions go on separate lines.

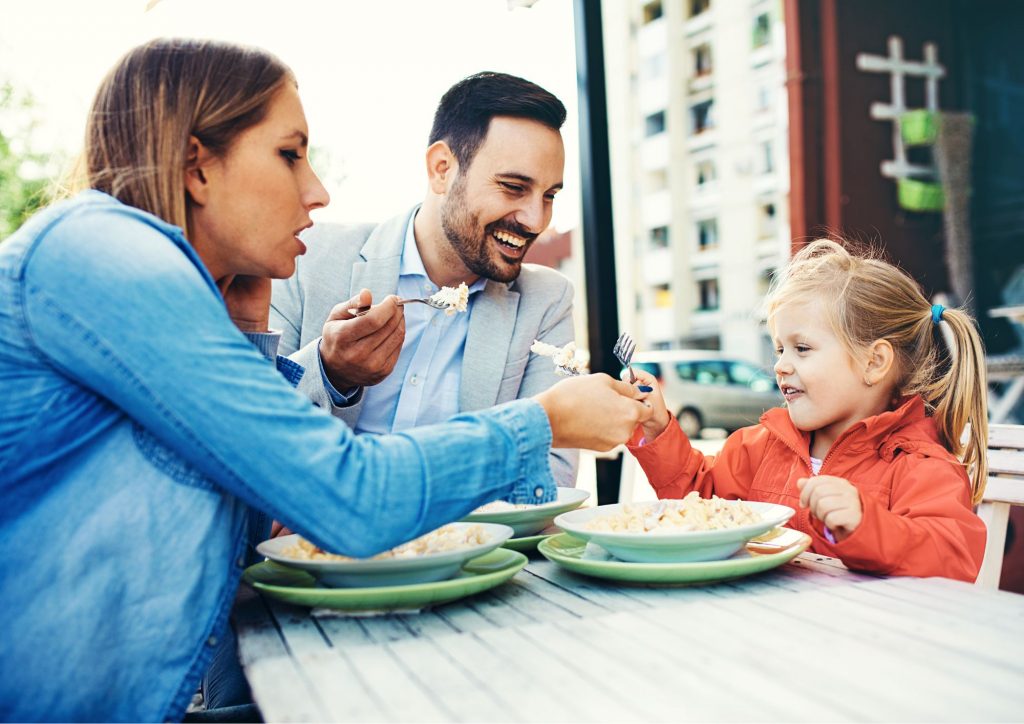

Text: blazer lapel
xmin=349 ymin=208 xmax=416 ymax=302
xmin=461 ymin=282 xmax=520 ymax=411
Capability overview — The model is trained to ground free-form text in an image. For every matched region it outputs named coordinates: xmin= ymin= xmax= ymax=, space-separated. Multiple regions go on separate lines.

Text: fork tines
xmin=613 ymin=332 xmax=637 ymax=383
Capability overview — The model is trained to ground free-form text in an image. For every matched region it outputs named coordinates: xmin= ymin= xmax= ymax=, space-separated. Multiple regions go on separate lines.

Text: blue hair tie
xmin=931 ymin=304 xmax=945 ymax=324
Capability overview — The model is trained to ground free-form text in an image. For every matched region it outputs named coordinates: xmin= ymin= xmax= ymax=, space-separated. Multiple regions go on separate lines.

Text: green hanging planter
xmin=901 ymin=110 xmax=939 ymax=146
xmin=897 ymin=177 xmax=944 ymax=212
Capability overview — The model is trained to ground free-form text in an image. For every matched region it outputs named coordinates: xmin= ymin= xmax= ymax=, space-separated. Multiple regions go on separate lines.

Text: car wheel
xmin=677 ymin=408 xmax=702 ymax=438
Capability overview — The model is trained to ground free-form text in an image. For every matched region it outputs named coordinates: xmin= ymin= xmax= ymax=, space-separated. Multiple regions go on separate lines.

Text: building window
xmin=645 ymin=110 xmax=666 ymax=137
xmin=690 ymin=99 xmax=714 ymax=135
xmin=752 ymin=12 xmax=771 ymax=48
xmin=693 ymin=43 xmax=713 ymax=78
xmin=696 ymin=159 xmax=716 ymax=186
xmin=761 ymin=140 xmax=774 ymax=174
xmin=758 ymin=202 xmax=777 ymax=238
xmin=650 ymin=225 xmax=670 ymax=248
xmin=689 ymin=0 xmax=711 ymax=18
xmin=697 ymin=278 xmax=719 ymax=310
xmin=697 ymin=218 xmax=718 ymax=251
xmin=642 ymin=53 xmax=665 ymax=80
xmin=653 ymin=283 xmax=673 ymax=308
xmin=642 ymin=0 xmax=663 ymax=23
xmin=759 ymin=268 xmax=774 ymax=297
xmin=647 ymin=168 xmax=669 ymax=192
xmin=755 ymin=83 xmax=773 ymax=112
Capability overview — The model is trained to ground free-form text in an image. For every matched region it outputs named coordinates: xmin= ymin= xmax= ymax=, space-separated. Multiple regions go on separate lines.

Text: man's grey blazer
xmin=270 ymin=206 xmax=580 ymax=486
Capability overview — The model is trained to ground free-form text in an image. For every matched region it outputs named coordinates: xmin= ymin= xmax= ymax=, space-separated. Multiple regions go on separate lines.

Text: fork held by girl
xmin=628 ymin=239 xmax=988 ymax=582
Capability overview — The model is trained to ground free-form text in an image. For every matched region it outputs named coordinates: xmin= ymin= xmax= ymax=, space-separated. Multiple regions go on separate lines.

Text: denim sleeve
xmin=22 ymin=209 xmax=555 ymax=558
xmin=243 ymin=330 xmax=305 ymax=387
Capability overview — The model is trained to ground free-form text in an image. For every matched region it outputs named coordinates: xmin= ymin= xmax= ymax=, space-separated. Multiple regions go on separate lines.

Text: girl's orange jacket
xmin=627 ymin=395 xmax=986 ymax=582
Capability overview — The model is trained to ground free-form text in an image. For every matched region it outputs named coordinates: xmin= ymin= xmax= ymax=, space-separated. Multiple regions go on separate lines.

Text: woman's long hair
xmin=82 ymin=38 xmax=292 ymax=236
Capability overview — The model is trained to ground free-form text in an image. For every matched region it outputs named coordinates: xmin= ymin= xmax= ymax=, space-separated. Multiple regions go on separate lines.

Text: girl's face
xmin=772 ymin=301 xmax=883 ymax=456
xmin=187 ymin=83 xmax=329 ymax=281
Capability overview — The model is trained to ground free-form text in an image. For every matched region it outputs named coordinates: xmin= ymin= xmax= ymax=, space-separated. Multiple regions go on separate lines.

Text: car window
xmin=731 ymin=361 xmax=775 ymax=391
xmin=694 ymin=361 xmax=729 ymax=385
xmin=633 ymin=361 xmax=661 ymax=380
xmin=674 ymin=362 xmax=696 ymax=381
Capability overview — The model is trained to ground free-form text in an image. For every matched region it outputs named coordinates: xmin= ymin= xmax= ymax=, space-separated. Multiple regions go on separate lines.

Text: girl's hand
xmin=220 ymin=274 xmax=271 ymax=333
xmin=536 ymin=373 xmax=652 ymax=451
xmin=626 ymin=368 xmax=671 ymax=442
xmin=797 ymin=475 xmax=863 ymax=541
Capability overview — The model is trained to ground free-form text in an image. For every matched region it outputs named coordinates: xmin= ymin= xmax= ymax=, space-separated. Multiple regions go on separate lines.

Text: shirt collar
xmin=400 ymin=212 xmax=488 ymax=295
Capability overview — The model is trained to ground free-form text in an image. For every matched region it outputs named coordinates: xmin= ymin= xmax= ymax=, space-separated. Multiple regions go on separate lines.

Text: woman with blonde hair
xmin=628 ymin=239 xmax=988 ymax=581
xmin=0 ymin=38 xmax=649 ymax=721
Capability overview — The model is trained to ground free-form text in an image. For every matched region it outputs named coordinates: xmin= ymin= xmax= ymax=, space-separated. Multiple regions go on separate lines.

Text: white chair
xmin=976 ymin=424 xmax=1024 ymax=588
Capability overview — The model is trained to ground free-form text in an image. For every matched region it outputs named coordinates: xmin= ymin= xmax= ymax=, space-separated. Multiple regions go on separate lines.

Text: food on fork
xmin=585 ymin=492 xmax=760 ymax=534
xmin=282 ymin=523 xmax=490 ymax=561
xmin=530 ymin=340 xmax=587 ymax=376
xmin=430 ymin=282 xmax=470 ymax=316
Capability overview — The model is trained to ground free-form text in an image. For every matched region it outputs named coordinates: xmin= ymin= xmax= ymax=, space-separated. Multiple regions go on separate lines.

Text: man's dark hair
xmin=428 ymin=71 xmax=567 ymax=169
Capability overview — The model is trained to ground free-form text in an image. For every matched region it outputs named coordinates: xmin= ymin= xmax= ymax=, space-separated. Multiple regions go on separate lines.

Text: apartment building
xmin=604 ymin=0 xmax=791 ymax=365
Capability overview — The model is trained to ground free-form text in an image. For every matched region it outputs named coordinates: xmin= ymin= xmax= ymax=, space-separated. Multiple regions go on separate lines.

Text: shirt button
xmin=534 ymin=487 xmax=544 ymax=499
xmin=410 ymin=374 xmax=419 ymax=385
xmin=207 ymin=635 xmax=218 ymax=647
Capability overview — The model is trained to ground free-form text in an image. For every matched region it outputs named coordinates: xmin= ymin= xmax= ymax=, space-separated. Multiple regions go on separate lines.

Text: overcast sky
xmin=0 ymin=0 xmax=581 ymax=229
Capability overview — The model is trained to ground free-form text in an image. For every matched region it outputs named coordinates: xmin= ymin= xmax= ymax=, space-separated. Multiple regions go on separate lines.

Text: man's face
xmin=440 ymin=116 xmax=565 ymax=283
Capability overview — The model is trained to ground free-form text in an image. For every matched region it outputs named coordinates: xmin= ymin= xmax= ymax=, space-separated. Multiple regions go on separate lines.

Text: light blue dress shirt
xmin=354 ymin=215 xmax=487 ymax=434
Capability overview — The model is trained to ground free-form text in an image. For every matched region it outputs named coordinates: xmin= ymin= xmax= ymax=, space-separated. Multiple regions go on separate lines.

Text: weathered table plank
xmin=235 ymin=554 xmax=1024 ymax=722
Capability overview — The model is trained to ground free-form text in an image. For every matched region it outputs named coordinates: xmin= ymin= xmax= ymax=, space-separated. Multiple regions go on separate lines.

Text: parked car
xmin=631 ymin=350 xmax=783 ymax=438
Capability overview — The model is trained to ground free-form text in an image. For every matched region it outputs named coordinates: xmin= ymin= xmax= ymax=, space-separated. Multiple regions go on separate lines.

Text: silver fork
xmin=613 ymin=332 xmax=637 ymax=384
xmin=348 ymin=297 xmax=448 ymax=316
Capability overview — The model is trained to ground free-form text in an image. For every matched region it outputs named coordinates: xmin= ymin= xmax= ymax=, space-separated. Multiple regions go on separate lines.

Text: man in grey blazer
xmin=271 ymin=72 xmax=579 ymax=486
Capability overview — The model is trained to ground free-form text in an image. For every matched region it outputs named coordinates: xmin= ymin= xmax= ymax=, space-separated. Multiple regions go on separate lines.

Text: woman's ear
xmin=864 ymin=338 xmax=895 ymax=387
xmin=184 ymin=135 xmax=214 ymax=205
xmin=425 ymin=141 xmax=457 ymax=196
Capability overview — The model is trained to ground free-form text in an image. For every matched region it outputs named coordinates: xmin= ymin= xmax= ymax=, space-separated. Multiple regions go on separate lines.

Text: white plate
xmin=461 ymin=487 xmax=591 ymax=536
xmin=256 ymin=523 xmax=514 ymax=588
xmin=553 ymin=501 xmax=795 ymax=563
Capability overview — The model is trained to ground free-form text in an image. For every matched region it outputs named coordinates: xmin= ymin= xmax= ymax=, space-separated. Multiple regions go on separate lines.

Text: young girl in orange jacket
xmin=628 ymin=240 xmax=988 ymax=582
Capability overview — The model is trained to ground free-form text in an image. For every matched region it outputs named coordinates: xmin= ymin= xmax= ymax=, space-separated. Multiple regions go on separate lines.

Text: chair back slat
xmin=988 ymin=424 xmax=1024 ymax=451
xmin=984 ymin=476 xmax=1024 ymax=506
xmin=977 ymin=423 xmax=1024 ymax=588
xmin=988 ymin=449 xmax=1024 ymax=478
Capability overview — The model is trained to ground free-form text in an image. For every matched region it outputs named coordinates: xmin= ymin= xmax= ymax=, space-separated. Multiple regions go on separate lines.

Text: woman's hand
xmin=797 ymin=475 xmax=863 ymax=541
xmin=535 ymin=373 xmax=652 ymax=451
xmin=220 ymin=274 xmax=271 ymax=333
xmin=628 ymin=367 xmax=671 ymax=442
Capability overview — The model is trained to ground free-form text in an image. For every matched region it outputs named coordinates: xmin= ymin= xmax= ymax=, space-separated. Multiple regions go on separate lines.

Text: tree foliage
xmin=0 ymin=82 xmax=55 ymax=240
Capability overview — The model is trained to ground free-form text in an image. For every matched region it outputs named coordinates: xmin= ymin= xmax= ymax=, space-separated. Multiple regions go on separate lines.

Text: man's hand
xmin=535 ymin=373 xmax=653 ymax=451
xmin=222 ymin=275 xmax=271 ymax=333
xmin=270 ymin=520 xmax=293 ymax=539
xmin=797 ymin=475 xmax=864 ymax=542
xmin=320 ymin=289 xmax=405 ymax=391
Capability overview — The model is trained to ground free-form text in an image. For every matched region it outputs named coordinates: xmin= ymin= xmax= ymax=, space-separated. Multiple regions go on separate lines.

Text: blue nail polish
xmin=638 ymin=385 xmax=653 ymax=392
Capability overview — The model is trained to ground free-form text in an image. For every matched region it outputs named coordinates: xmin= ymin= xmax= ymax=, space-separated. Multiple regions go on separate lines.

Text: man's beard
xmin=440 ymin=176 xmax=533 ymax=283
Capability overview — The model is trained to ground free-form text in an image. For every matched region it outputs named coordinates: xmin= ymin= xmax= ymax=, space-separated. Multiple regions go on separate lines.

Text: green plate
xmin=502 ymin=532 xmax=556 ymax=553
xmin=244 ymin=548 xmax=527 ymax=611
xmin=537 ymin=531 xmax=811 ymax=584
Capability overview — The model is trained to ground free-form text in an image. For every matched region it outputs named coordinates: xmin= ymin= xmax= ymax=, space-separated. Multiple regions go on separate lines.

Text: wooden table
xmin=234 ymin=553 xmax=1024 ymax=722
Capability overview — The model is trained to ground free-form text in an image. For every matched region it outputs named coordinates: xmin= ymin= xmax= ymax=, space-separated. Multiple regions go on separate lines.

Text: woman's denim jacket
xmin=0 ymin=192 xmax=555 ymax=722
